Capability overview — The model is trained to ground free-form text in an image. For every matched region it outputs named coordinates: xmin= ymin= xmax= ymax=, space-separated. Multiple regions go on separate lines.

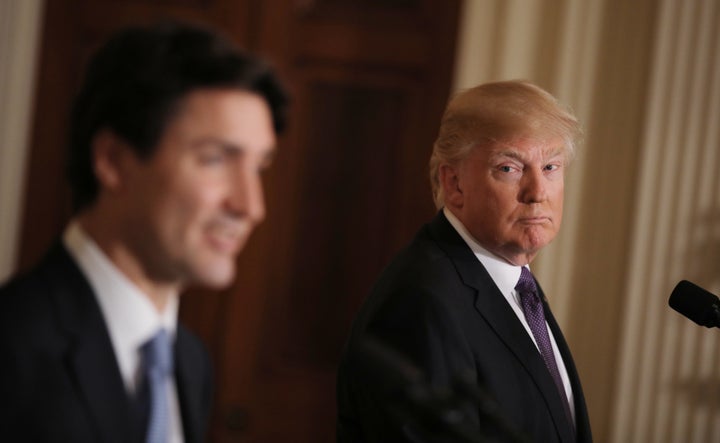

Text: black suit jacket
xmin=0 ymin=242 xmax=213 ymax=443
xmin=337 ymin=212 xmax=592 ymax=443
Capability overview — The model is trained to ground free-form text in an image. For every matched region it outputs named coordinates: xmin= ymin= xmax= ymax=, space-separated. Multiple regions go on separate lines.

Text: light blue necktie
xmin=142 ymin=329 xmax=173 ymax=443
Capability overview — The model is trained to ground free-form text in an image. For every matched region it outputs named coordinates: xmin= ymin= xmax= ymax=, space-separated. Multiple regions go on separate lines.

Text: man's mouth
xmin=207 ymin=222 xmax=251 ymax=255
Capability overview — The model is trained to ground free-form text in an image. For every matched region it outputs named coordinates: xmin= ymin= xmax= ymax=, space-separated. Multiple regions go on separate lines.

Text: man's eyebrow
xmin=192 ymin=138 xmax=275 ymax=154
xmin=190 ymin=137 xmax=235 ymax=150
xmin=488 ymin=149 xmax=524 ymax=162
xmin=488 ymin=146 xmax=566 ymax=162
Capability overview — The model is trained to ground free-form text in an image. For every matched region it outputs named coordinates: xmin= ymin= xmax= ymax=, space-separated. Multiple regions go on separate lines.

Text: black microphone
xmin=668 ymin=280 xmax=720 ymax=328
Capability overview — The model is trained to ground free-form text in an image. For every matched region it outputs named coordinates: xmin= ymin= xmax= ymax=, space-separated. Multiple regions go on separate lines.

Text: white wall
xmin=0 ymin=0 xmax=44 ymax=284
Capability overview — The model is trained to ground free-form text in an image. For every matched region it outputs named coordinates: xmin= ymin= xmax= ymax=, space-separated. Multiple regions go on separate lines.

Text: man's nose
xmin=519 ymin=168 xmax=547 ymax=203
xmin=228 ymin=166 xmax=265 ymax=223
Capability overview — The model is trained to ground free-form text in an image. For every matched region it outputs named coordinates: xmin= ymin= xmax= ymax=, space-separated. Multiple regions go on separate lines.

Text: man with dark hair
xmin=0 ymin=21 xmax=287 ymax=442
xmin=337 ymin=81 xmax=592 ymax=443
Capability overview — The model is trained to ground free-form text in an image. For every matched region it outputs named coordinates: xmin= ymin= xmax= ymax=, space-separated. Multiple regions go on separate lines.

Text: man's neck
xmin=76 ymin=212 xmax=180 ymax=313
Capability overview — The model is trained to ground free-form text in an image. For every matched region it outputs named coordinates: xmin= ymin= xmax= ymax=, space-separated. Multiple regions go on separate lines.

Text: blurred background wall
xmin=1 ymin=0 xmax=719 ymax=442
xmin=0 ymin=0 xmax=43 ymax=284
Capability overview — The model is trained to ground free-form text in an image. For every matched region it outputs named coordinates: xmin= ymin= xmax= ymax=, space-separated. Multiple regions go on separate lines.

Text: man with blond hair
xmin=337 ymin=80 xmax=592 ymax=443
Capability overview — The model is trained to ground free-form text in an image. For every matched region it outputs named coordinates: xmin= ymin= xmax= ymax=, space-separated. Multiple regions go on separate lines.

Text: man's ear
xmin=91 ymin=129 xmax=129 ymax=191
xmin=439 ymin=163 xmax=463 ymax=208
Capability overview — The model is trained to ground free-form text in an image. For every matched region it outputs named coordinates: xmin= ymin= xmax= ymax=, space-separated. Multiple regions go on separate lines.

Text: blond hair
xmin=429 ymin=80 xmax=581 ymax=209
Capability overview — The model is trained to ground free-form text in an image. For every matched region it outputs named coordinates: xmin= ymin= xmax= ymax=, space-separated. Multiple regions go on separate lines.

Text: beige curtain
xmin=0 ymin=0 xmax=44 ymax=284
xmin=454 ymin=0 xmax=720 ymax=441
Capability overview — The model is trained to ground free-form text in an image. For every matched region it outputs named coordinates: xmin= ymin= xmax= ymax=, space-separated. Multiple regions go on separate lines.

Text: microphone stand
xmin=354 ymin=337 xmax=529 ymax=443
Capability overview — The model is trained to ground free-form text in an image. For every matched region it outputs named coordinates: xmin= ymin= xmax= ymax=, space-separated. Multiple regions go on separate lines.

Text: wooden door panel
xmin=211 ymin=1 xmax=460 ymax=441
xmin=21 ymin=1 xmax=460 ymax=441
xmin=265 ymin=76 xmax=414 ymax=359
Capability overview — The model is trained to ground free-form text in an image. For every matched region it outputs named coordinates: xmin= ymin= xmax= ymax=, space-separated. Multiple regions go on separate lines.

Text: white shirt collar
xmin=443 ymin=207 xmax=525 ymax=300
xmin=63 ymin=220 xmax=178 ymax=392
xmin=442 ymin=208 xmax=576 ymax=421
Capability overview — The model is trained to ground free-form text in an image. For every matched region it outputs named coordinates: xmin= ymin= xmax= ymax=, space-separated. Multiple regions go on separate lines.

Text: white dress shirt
xmin=64 ymin=221 xmax=185 ymax=443
xmin=443 ymin=208 xmax=576 ymax=422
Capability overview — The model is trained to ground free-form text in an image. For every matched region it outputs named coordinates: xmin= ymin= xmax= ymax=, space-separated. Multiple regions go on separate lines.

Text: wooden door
xmin=19 ymin=1 xmax=460 ymax=441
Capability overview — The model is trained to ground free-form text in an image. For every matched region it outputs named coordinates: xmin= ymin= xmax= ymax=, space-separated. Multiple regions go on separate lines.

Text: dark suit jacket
xmin=0 ymin=242 xmax=213 ymax=443
xmin=337 ymin=212 xmax=592 ymax=443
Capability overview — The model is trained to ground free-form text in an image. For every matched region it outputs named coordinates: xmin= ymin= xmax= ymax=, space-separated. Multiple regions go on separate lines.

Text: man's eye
xmin=199 ymin=153 xmax=224 ymax=164
xmin=198 ymin=147 xmax=233 ymax=165
xmin=499 ymin=165 xmax=514 ymax=173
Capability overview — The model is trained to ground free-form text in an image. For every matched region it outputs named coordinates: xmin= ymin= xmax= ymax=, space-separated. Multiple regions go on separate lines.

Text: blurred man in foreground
xmin=0 ymin=21 xmax=287 ymax=442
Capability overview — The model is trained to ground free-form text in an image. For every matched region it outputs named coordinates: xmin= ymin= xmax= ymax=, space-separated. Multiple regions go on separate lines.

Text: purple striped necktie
xmin=516 ymin=266 xmax=575 ymax=434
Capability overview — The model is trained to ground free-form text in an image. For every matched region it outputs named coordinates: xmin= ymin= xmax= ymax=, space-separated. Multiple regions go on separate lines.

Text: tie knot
xmin=142 ymin=329 xmax=173 ymax=376
xmin=515 ymin=266 xmax=538 ymax=295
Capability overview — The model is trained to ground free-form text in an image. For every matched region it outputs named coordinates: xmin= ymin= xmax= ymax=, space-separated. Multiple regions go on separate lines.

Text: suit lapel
xmin=175 ymin=327 xmax=206 ymax=443
xmin=43 ymin=244 xmax=133 ymax=443
xmin=427 ymin=212 xmax=576 ymax=443
xmin=543 ymin=296 xmax=592 ymax=442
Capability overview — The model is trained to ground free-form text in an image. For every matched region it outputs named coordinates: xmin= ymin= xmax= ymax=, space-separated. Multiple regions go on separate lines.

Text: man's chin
xmin=522 ymin=227 xmax=556 ymax=250
xmin=192 ymin=263 xmax=236 ymax=290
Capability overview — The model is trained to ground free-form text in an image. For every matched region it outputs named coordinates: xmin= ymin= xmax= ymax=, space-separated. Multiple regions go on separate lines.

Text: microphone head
xmin=669 ymin=280 xmax=720 ymax=328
